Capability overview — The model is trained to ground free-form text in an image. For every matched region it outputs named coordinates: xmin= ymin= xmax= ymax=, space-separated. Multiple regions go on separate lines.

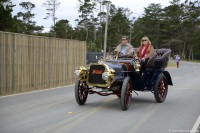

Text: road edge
xmin=0 ymin=84 xmax=75 ymax=99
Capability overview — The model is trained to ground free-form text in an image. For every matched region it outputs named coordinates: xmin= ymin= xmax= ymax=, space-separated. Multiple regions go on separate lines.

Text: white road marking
xmin=190 ymin=115 xmax=200 ymax=133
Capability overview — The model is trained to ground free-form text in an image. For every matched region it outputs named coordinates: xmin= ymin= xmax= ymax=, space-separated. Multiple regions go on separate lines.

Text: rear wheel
xmin=75 ymin=80 xmax=88 ymax=105
xmin=154 ymin=74 xmax=168 ymax=103
xmin=120 ymin=76 xmax=132 ymax=111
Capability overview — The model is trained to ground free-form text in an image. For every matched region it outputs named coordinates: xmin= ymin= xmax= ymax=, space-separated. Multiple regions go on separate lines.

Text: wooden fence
xmin=0 ymin=31 xmax=86 ymax=95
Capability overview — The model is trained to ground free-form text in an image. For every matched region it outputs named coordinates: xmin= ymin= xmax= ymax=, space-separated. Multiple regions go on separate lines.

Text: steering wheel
xmin=111 ymin=51 xmax=124 ymax=59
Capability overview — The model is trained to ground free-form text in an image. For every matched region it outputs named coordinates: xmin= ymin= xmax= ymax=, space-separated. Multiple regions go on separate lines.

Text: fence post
xmin=13 ymin=34 xmax=17 ymax=93
xmin=63 ymin=42 xmax=66 ymax=85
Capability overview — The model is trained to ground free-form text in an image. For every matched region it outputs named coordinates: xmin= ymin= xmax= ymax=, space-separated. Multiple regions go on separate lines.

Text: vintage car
xmin=74 ymin=49 xmax=173 ymax=111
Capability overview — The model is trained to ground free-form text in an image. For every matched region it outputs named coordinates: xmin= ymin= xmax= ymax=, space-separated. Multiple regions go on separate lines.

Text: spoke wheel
xmin=75 ymin=80 xmax=88 ymax=105
xmin=121 ymin=76 xmax=132 ymax=111
xmin=154 ymin=74 xmax=168 ymax=103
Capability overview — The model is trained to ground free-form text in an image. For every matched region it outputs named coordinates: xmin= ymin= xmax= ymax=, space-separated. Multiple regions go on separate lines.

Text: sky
xmin=11 ymin=0 xmax=185 ymax=32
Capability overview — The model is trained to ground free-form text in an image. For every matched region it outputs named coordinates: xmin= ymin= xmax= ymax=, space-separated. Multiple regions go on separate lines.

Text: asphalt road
xmin=0 ymin=61 xmax=200 ymax=133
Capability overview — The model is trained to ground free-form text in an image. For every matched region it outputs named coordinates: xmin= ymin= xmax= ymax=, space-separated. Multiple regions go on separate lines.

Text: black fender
xmin=163 ymin=71 xmax=173 ymax=86
xmin=151 ymin=70 xmax=173 ymax=86
xmin=145 ymin=70 xmax=172 ymax=91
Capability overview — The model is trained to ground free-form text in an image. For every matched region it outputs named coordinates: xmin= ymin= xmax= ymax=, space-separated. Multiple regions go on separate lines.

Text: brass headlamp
xmin=74 ymin=66 xmax=87 ymax=80
xmin=101 ymin=65 xmax=115 ymax=84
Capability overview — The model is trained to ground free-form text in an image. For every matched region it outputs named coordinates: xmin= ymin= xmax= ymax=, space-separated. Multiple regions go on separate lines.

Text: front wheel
xmin=120 ymin=76 xmax=132 ymax=111
xmin=154 ymin=74 xmax=168 ymax=103
xmin=75 ymin=80 xmax=88 ymax=105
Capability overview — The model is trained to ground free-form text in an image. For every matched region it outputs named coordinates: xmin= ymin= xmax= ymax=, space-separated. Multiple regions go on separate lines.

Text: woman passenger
xmin=134 ymin=36 xmax=154 ymax=74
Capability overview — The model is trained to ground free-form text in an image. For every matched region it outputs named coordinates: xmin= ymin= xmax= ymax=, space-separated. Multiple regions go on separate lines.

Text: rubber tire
xmin=154 ymin=74 xmax=168 ymax=103
xmin=120 ymin=76 xmax=132 ymax=111
xmin=75 ymin=80 xmax=88 ymax=105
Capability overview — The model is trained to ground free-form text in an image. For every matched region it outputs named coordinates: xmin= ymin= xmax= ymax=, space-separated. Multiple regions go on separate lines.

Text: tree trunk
xmin=182 ymin=33 xmax=186 ymax=60
xmin=53 ymin=0 xmax=56 ymax=38
xmin=86 ymin=27 xmax=88 ymax=41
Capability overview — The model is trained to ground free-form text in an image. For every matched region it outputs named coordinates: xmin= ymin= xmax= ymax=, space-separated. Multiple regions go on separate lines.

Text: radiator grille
xmin=88 ymin=65 xmax=106 ymax=84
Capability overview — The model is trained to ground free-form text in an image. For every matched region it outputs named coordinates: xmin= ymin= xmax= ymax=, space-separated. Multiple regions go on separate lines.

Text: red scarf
xmin=137 ymin=44 xmax=149 ymax=59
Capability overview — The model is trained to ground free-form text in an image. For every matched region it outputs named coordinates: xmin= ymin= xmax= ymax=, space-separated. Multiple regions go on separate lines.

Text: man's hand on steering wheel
xmin=118 ymin=52 xmax=124 ymax=57
xmin=111 ymin=51 xmax=123 ymax=57
xmin=110 ymin=51 xmax=124 ymax=59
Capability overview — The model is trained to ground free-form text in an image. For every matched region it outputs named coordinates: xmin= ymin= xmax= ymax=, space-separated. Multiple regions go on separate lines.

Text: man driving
xmin=113 ymin=36 xmax=133 ymax=57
